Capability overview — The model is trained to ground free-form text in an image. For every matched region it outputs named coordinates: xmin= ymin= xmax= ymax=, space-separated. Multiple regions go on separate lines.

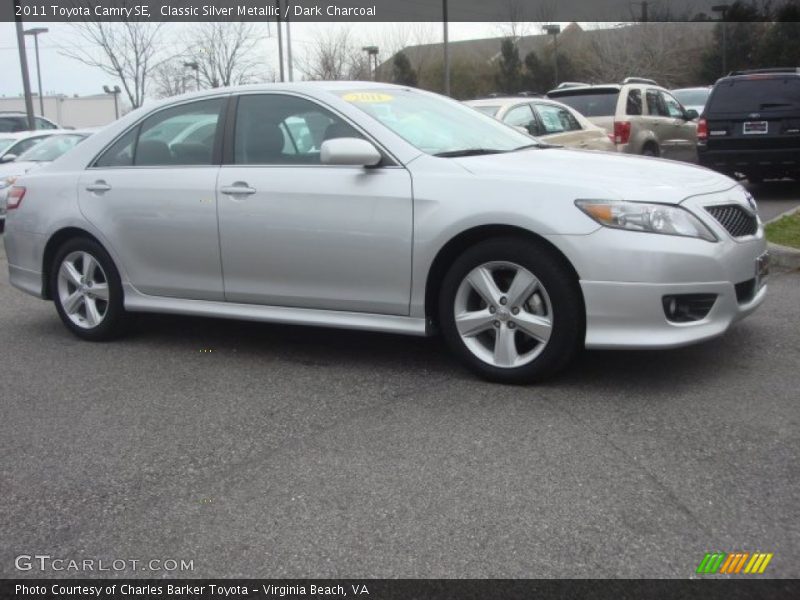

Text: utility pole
xmin=24 ymin=27 xmax=48 ymax=116
xmin=275 ymin=0 xmax=285 ymax=82
xmin=13 ymin=0 xmax=35 ymax=130
xmin=286 ymin=15 xmax=294 ymax=81
xmin=640 ymin=1 xmax=648 ymax=22
xmin=443 ymin=0 xmax=450 ymax=96
xmin=543 ymin=24 xmax=561 ymax=88
xmin=712 ymin=4 xmax=730 ymax=76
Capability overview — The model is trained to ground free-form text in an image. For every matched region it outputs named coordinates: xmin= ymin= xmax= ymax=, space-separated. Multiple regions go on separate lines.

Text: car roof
xmin=465 ymin=96 xmax=575 ymax=109
xmin=671 ymin=86 xmax=711 ymax=92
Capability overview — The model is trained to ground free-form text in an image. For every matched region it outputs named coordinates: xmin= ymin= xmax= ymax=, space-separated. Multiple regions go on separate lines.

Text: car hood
xmin=451 ymin=147 xmax=737 ymax=203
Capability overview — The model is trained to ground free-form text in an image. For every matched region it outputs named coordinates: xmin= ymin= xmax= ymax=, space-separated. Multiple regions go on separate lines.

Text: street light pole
xmin=712 ymin=4 xmax=730 ymax=76
xmin=103 ymin=85 xmax=121 ymax=120
xmin=24 ymin=27 xmax=48 ymax=116
xmin=543 ymin=24 xmax=561 ymax=88
xmin=275 ymin=1 xmax=285 ymax=82
xmin=443 ymin=0 xmax=450 ymax=96
xmin=13 ymin=0 xmax=35 ymax=130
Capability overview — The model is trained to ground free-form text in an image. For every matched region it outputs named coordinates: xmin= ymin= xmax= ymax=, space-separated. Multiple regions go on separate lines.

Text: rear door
xmin=705 ymin=76 xmax=800 ymax=157
xmin=79 ymin=96 xmax=228 ymax=300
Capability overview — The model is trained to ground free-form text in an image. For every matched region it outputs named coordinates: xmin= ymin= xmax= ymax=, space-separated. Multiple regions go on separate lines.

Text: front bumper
xmin=581 ymin=278 xmax=766 ymax=349
xmin=549 ymin=192 xmax=768 ymax=349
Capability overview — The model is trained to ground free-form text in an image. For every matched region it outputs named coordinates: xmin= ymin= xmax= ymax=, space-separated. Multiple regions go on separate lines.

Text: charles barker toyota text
xmin=160 ymin=4 xmax=377 ymax=17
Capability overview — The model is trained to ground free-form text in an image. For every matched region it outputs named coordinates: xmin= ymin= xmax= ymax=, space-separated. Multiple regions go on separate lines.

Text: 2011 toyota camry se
xmin=3 ymin=82 xmax=768 ymax=383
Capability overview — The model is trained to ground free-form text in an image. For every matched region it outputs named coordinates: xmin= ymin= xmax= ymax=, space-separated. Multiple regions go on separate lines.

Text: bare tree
xmin=299 ymin=27 xmax=364 ymax=81
xmin=184 ymin=22 xmax=264 ymax=88
xmin=151 ymin=61 xmax=191 ymax=99
xmin=60 ymin=17 xmax=164 ymax=108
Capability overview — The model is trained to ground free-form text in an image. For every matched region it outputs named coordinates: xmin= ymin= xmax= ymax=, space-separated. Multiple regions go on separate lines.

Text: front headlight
xmin=575 ymin=199 xmax=717 ymax=242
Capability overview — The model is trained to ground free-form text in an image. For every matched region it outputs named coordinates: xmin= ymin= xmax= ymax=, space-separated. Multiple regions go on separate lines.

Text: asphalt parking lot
xmin=1 ymin=184 xmax=799 ymax=580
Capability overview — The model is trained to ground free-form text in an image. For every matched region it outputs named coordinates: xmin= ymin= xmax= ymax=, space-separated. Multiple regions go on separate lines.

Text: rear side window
xmin=94 ymin=98 xmax=225 ymax=168
xmin=626 ymin=89 xmax=642 ymax=115
xmin=646 ymin=89 xmax=669 ymax=117
xmin=548 ymin=90 xmax=619 ymax=117
xmin=0 ymin=117 xmax=28 ymax=133
xmin=706 ymin=78 xmax=800 ymax=114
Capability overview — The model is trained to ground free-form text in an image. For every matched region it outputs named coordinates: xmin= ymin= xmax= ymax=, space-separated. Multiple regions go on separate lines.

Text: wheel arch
xmin=423 ymin=224 xmax=584 ymax=328
xmin=42 ymin=227 xmax=106 ymax=300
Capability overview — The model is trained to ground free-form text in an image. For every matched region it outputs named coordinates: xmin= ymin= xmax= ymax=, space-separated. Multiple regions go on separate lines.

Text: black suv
xmin=697 ymin=68 xmax=800 ymax=182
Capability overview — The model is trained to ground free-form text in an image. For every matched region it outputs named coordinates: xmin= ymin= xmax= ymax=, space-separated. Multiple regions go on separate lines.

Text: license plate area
xmin=743 ymin=121 xmax=768 ymax=135
xmin=756 ymin=252 xmax=770 ymax=288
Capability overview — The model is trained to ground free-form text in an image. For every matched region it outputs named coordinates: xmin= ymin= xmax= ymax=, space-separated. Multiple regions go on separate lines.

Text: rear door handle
xmin=85 ymin=180 xmax=111 ymax=193
xmin=220 ymin=182 xmax=256 ymax=196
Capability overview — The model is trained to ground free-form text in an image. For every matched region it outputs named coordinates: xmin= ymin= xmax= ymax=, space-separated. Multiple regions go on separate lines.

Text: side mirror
xmin=0 ymin=154 xmax=17 ymax=163
xmin=685 ymin=109 xmax=699 ymax=120
xmin=320 ymin=138 xmax=381 ymax=167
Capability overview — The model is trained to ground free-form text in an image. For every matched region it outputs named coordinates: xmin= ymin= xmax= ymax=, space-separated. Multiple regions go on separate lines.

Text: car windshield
xmin=337 ymin=89 xmax=534 ymax=156
xmin=672 ymin=89 xmax=709 ymax=106
xmin=548 ymin=90 xmax=620 ymax=117
xmin=17 ymin=133 xmax=86 ymax=162
xmin=0 ymin=138 xmax=15 ymax=153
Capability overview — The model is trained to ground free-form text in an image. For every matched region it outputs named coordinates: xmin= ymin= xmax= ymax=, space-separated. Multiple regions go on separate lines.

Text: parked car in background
xmin=0 ymin=112 xmax=59 ymax=132
xmin=3 ymin=83 xmax=767 ymax=383
xmin=697 ymin=68 xmax=800 ymax=183
xmin=0 ymin=130 xmax=94 ymax=232
xmin=465 ymin=96 xmax=616 ymax=151
xmin=0 ymin=130 xmax=62 ymax=164
xmin=547 ymin=78 xmax=699 ymax=162
xmin=671 ymin=87 xmax=712 ymax=116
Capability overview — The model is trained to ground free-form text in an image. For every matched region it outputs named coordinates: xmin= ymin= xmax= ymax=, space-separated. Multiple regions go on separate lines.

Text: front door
xmin=217 ymin=93 xmax=413 ymax=315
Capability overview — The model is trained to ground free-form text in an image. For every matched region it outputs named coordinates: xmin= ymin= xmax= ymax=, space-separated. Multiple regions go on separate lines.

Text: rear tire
xmin=642 ymin=143 xmax=660 ymax=157
xmin=51 ymin=238 xmax=129 ymax=341
xmin=438 ymin=237 xmax=584 ymax=384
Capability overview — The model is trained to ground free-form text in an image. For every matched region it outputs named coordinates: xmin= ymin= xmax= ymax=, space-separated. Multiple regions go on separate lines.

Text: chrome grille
xmin=705 ymin=204 xmax=758 ymax=237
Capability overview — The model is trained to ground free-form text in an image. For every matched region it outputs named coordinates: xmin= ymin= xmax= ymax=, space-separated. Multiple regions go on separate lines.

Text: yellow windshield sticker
xmin=342 ymin=92 xmax=393 ymax=103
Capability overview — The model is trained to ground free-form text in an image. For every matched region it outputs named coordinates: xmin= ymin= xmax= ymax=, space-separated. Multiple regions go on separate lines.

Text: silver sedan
xmin=3 ymin=82 xmax=767 ymax=383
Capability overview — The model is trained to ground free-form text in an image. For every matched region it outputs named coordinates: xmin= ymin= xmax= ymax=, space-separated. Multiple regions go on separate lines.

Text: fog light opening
xmin=662 ymin=294 xmax=718 ymax=323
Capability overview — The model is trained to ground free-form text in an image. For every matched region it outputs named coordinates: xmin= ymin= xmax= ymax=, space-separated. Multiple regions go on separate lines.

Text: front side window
xmin=94 ymin=98 xmax=225 ymax=168
xmin=533 ymin=104 xmax=582 ymax=134
xmin=661 ymin=93 xmax=685 ymax=119
xmin=338 ymin=88 xmax=533 ymax=155
xmin=234 ymin=94 xmax=362 ymax=165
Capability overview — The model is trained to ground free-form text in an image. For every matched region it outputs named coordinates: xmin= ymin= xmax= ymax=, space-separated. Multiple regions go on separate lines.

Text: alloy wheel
xmin=453 ymin=261 xmax=553 ymax=368
xmin=57 ymin=251 xmax=110 ymax=329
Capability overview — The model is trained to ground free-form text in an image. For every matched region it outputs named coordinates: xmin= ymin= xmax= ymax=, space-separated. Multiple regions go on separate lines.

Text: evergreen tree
xmin=392 ymin=52 xmax=418 ymax=87
xmin=495 ymin=39 xmax=523 ymax=94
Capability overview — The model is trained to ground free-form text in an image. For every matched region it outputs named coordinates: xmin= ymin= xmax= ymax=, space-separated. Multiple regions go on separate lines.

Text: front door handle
xmin=220 ymin=182 xmax=256 ymax=196
xmin=85 ymin=180 xmax=111 ymax=193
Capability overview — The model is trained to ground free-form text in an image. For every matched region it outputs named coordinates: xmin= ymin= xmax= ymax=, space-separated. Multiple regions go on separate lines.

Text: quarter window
xmin=503 ymin=104 xmax=538 ymax=135
xmin=35 ymin=117 xmax=57 ymax=130
xmin=233 ymin=94 xmax=362 ymax=165
xmin=626 ymin=89 xmax=643 ymax=116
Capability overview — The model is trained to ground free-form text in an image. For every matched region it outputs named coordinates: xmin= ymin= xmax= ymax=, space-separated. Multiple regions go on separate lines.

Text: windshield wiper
xmin=434 ymin=148 xmax=507 ymax=157
xmin=511 ymin=142 xmax=558 ymax=151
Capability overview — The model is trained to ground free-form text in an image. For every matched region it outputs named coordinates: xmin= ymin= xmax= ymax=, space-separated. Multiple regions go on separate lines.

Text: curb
xmin=765 ymin=206 xmax=800 ymax=271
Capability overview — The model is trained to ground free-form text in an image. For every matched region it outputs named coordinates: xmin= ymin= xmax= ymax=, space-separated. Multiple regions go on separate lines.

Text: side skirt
xmin=123 ymin=284 xmax=429 ymax=337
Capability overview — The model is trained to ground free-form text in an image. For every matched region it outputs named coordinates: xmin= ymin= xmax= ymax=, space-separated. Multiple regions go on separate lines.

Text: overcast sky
xmin=0 ymin=21 xmax=568 ymax=102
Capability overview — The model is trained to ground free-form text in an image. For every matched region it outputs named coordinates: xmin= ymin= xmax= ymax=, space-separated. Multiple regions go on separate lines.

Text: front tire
xmin=51 ymin=238 xmax=128 ymax=341
xmin=438 ymin=238 xmax=584 ymax=384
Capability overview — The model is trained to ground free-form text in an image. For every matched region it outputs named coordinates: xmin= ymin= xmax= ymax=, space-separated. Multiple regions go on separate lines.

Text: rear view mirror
xmin=685 ymin=109 xmax=699 ymax=120
xmin=0 ymin=154 xmax=17 ymax=163
xmin=320 ymin=138 xmax=381 ymax=167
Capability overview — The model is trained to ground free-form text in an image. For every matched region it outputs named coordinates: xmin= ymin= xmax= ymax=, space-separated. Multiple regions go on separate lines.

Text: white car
xmin=0 ymin=130 xmax=57 ymax=163
xmin=0 ymin=131 xmax=93 ymax=231
xmin=465 ymin=96 xmax=616 ymax=151
xmin=4 ymin=83 xmax=767 ymax=383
